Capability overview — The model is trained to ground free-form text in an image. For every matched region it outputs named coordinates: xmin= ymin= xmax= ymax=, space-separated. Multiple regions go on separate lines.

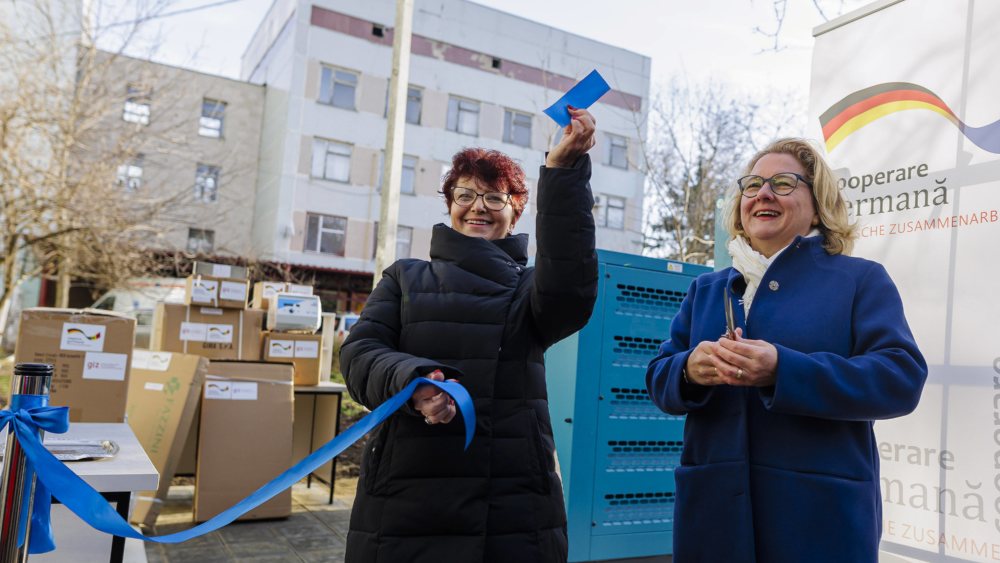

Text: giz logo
xmin=208 ymin=327 xmax=232 ymax=336
xmin=271 ymin=343 xmax=292 ymax=352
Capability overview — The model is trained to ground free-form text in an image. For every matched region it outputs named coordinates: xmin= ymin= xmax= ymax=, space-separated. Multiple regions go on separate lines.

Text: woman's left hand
xmin=713 ymin=328 xmax=779 ymax=387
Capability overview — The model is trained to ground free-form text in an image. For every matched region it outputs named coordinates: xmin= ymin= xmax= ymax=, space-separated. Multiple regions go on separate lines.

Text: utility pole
xmin=373 ymin=0 xmax=414 ymax=289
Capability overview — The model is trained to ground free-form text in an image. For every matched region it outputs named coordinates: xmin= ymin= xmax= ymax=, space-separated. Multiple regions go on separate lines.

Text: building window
xmin=305 ymin=213 xmax=347 ymax=256
xmin=194 ymin=164 xmax=220 ymax=203
xmin=606 ymin=134 xmax=628 ymax=169
xmin=199 ymin=98 xmax=226 ymax=138
xmin=401 ymin=155 xmax=417 ymax=194
xmin=319 ymin=67 xmax=358 ymax=110
xmin=311 ymin=139 xmax=351 ymax=182
xmin=372 ymin=223 xmax=413 ymax=259
xmin=116 ymin=155 xmax=143 ymax=191
xmin=596 ymin=195 xmax=626 ymax=230
xmin=446 ymin=97 xmax=480 ymax=136
xmin=187 ymin=228 xmax=215 ymax=254
xmin=377 ymin=154 xmax=416 ymax=194
xmin=503 ymin=110 xmax=532 ymax=147
xmin=406 ymin=87 xmax=422 ymax=125
xmin=122 ymin=84 xmax=151 ymax=125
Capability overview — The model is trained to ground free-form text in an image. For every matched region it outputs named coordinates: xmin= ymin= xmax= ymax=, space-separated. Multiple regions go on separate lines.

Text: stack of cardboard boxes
xmin=152 ymin=264 xmax=263 ymax=361
xmin=11 ymin=262 xmax=330 ymax=527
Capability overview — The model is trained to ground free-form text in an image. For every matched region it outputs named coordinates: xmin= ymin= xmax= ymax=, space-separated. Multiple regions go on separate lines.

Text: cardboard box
xmin=126 ymin=350 xmax=209 ymax=527
xmin=193 ymin=261 xmax=248 ymax=280
xmin=185 ymin=275 xmax=249 ymax=310
xmin=251 ymin=282 xmax=314 ymax=310
xmin=174 ymin=413 xmax=199 ymax=476
xmin=194 ymin=361 xmax=294 ymax=522
xmin=262 ymin=332 xmax=323 ymax=386
xmin=151 ymin=303 xmax=264 ymax=361
xmin=14 ymin=308 xmax=136 ymax=422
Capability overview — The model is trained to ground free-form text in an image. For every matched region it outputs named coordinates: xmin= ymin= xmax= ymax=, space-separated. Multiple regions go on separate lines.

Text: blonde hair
xmin=725 ymin=138 xmax=857 ymax=255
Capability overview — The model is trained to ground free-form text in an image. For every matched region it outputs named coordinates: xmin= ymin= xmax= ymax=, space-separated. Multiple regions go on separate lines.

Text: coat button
xmin=768 ymin=280 xmax=779 ymax=291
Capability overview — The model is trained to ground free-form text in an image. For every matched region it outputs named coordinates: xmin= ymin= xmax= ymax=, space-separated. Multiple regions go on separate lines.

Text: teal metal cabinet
xmin=546 ymin=250 xmax=710 ymax=562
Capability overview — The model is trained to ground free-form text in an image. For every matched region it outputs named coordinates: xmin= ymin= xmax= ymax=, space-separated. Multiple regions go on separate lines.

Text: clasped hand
xmin=411 ymin=370 xmax=458 ymax=424
xmin=685 ymin=328 xmax=778 ymax=387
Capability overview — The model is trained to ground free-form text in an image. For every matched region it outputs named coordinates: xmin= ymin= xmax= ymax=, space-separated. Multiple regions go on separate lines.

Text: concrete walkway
xmin=143 ymin=479 xmax=355 ymax=562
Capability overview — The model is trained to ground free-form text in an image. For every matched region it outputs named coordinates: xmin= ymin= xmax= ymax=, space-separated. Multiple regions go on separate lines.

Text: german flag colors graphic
xmin=66 ymin=327 xmax=102 ymax=341
xmin=820 ymin=82 xmax=1000 ymax=153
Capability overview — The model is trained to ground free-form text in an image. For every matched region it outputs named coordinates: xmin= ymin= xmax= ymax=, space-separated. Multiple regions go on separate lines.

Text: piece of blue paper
xmin=543 ymin=70 xmax=611 ymax=127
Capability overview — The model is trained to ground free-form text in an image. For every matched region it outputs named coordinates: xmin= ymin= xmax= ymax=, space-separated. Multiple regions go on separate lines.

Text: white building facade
xmin=242 ymin=0 xmax=650 ymax=284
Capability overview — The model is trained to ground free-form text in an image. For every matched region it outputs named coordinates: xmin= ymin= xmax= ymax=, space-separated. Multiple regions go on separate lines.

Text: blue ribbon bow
xmin=0 ymin=377 xmax=473 ymax=553
xmin=0 ymin=395 xmax=70 ymax=553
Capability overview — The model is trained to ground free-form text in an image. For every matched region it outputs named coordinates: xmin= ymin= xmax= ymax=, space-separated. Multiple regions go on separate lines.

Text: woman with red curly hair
xmin=342 ymin=107 xmax=599 ymax=562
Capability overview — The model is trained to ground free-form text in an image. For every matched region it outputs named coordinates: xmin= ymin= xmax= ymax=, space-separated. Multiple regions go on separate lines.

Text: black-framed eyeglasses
xmin=737 ymin=173 xmax=812 ymax=197
xmin=451 ymin=187 xmax=511 ymax=211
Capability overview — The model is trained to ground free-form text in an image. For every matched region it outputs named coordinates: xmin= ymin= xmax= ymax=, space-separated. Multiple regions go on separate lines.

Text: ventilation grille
xmin=610 ymin=336 xmax=661 ymax=369
xmin=607 ymin=387 xmax=682 ymax=421
xmin=614 ymin=283 xmax=685 ymax=319
xmin=600 ymin=491 xmax=675 ymax=527
xmin=605 ymin=440 xmax=682 ymax=473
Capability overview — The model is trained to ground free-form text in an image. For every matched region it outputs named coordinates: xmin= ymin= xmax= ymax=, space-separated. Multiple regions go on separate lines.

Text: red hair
xmin=442 ymin=148 xmax=528 ymax=220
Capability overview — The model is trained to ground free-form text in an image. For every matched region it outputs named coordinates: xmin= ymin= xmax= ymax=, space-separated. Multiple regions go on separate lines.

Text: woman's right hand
xmin=684 ymin=340 xmax=731 ymax=386
xmin=411 ymin=369 xmax=457 ymax=424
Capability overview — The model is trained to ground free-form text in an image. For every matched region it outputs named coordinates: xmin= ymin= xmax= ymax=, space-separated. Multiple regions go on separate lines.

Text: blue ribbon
xmin=543 ymin=69 xmax=611 ymax=127
xmin=1 ymin=377 xmax=473 ymax=553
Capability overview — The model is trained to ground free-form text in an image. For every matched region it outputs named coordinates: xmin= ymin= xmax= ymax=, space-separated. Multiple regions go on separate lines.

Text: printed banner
xmin=809 ymin=1 xmax=1000 ymax=561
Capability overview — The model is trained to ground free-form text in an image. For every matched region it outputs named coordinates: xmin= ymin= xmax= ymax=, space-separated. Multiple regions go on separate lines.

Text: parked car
xmin=334 ymin=312 xmax=360 ymax=351
xmin=91 ymin=278 xmax=186 ymax=348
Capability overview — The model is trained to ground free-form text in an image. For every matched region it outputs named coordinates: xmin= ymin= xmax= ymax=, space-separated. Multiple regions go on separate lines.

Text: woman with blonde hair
xmin=646 ymin=138 xmax=927 ymax=562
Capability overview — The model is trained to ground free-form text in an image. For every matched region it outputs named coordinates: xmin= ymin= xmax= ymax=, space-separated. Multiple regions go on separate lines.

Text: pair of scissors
xmin=724 ymin=287 xmax=736 ymax=340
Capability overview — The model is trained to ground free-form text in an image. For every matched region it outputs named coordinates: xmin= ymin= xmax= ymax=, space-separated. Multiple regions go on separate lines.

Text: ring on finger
xmin=736 ymin=368 xmax=744 ymax=380
xmin=424 ymin=417 xmax=432 ymax=425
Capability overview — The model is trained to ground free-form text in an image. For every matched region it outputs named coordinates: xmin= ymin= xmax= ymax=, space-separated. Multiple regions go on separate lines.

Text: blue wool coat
xmin=646 ymin=235 xmax=927 ymax=563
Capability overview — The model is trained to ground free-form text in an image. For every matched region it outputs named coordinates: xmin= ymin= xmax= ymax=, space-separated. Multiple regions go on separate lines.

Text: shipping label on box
xmin=60 ymin=322 xmax=107 ymax=352
xmin=82 ymin=352 xmax=129 ymax=381
xmin=294 ymin=340 xmax=319 ymax=359
xmin=267 ymin=339 xmax=295 ymax=358
xmin=190 ymin=279 xmax=218 ymax=305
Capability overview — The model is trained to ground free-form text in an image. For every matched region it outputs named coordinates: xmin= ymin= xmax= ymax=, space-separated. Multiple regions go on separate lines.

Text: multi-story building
xmin=242 ymin=0 xmax=650 ymax=310
xmin=102 ymin=53 xmax=266 ymax=257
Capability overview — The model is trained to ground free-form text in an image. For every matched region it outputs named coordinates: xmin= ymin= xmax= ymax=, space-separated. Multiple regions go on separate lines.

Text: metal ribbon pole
xmin=1 ymin=363 xmax=53 ymax=562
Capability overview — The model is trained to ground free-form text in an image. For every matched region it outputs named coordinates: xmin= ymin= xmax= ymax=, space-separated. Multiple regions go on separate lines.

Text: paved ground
xmin=143 ymin=478 xmax=355 ymax=563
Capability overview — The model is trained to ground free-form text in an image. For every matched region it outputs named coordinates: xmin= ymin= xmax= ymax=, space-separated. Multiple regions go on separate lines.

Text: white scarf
xmin=727 ymin=230 xmax=821 ymax=316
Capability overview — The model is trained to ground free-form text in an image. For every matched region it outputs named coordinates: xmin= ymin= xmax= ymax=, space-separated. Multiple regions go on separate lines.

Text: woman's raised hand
xmin=546 ymin=106 xmax=597 ymax=168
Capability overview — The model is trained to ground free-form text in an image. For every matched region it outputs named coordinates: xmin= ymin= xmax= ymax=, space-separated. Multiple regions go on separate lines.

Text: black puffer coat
xmin=341 ymin=156 xmax=597 ymax=563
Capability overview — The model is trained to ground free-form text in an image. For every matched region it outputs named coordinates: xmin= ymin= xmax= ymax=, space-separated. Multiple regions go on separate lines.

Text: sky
xmin=107 ymin=1 xmax=868 ymax=92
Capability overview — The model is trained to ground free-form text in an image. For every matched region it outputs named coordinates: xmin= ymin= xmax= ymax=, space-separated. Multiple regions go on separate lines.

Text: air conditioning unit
xmin=593 ymin=194 xmax=603 ymax=211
